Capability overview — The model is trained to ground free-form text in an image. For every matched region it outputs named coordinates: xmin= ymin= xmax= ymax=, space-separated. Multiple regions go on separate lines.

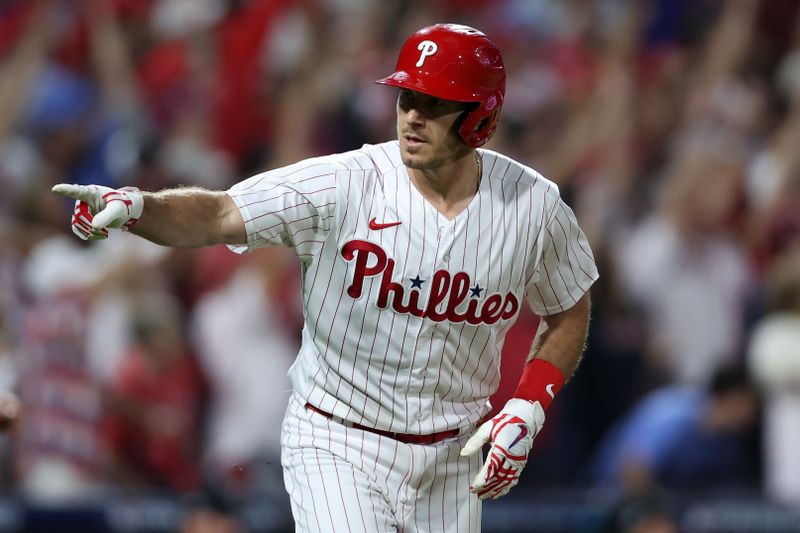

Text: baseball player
xmin=53 ymin=24 xmax=598 ymax=532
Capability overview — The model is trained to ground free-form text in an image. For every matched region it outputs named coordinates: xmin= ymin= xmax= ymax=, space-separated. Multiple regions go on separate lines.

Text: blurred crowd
xmin=1 ymin=0 xmax=800 ymax=530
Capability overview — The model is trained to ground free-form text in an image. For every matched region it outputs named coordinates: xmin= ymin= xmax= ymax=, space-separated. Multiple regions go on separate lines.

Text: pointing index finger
xmin=52 ymin=184 xmax=95 ymax=203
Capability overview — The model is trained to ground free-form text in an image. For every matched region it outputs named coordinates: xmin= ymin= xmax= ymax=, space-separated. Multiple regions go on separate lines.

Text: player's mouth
xmin=404 ymin=134 xmax=427 ymax=147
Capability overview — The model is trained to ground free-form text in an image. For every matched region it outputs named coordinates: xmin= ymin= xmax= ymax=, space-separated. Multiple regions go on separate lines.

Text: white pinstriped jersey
xmin=227 ymin=141 xmax=598 ymax=434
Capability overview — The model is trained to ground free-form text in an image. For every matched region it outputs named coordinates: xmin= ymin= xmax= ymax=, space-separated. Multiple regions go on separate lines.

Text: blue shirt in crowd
xmin=592 ymin=387 xmax=745 ymax=489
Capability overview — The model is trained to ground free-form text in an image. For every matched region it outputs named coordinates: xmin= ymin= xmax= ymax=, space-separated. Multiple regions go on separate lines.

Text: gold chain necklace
xmin=475 ymin=151 xmax=483 ymax=192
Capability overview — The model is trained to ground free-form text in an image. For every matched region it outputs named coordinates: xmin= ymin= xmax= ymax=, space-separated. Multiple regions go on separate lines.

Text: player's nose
xmin=405 ymin=107 xmax=425 ymax=125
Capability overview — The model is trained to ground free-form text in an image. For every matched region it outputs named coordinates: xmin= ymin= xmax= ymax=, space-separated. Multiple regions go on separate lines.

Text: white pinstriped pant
xmin=281 ymin=394 xmax=483 ymax=532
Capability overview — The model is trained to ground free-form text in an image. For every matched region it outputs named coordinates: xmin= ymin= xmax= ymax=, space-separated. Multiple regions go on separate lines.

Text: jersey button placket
xmin=438 ymin=224 xmax=456 ymax=266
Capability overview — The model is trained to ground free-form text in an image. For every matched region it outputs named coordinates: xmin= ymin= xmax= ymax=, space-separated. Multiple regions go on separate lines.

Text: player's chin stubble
xmin=399 ymin=140 xmax=430 ymax=169
xmin=401 ymin=149 xmax=442 ymax=171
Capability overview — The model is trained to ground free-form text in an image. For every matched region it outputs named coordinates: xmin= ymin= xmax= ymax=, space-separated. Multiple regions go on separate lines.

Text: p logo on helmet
xmin=416 ymin=40 xmax=438 ymax=67
xmin=376 ymin=23 xmax=506 ymax=148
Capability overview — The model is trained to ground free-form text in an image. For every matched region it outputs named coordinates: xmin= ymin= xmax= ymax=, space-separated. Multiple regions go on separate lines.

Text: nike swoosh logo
xmin=509 ymin=424 xmax=528 ymax=449
xmin=369 ymin=217 xmax=402 ymax=230
xmin=546 ymin=384 xmax=555 ymax=399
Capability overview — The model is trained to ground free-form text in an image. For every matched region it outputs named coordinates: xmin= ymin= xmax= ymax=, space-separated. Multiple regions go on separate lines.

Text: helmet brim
xmin=375 ymin=72 xmax=483 ymax=103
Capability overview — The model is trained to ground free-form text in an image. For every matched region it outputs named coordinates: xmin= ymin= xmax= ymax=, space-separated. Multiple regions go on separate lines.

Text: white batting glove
xmin=52 ymin=184 xmax=144 ymax=240
xmin=460 ymin=398 xmax=545 ymax=500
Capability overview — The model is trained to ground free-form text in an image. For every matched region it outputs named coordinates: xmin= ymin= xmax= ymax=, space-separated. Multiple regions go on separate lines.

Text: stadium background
xmin=1 ymin=0 xmax=800 ymax=531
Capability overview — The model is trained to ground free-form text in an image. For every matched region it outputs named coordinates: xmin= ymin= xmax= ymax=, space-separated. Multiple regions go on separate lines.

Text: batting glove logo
xmin=460 ymin=398 xmax=545 ymax=500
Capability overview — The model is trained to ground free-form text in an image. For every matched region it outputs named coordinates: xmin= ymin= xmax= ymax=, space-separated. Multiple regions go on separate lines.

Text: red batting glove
xmin=460 ymin=398 xmax=545 ymax=500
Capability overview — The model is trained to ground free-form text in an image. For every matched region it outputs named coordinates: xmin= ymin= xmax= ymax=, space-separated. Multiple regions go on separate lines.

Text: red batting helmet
xmin=376 ymin=23 xmax=505 ymax=148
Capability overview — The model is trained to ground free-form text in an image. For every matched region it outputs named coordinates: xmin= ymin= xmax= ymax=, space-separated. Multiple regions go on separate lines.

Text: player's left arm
xmin=461 ymin=191 xmax=597 ymax=500
xmin=529 ymin=292 xmax=591 ymax=379
xmin=460 ymin=294 xmax=590 ymax=500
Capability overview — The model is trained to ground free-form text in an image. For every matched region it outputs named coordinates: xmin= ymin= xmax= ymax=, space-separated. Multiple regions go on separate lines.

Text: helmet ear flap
xmin=458 ymin=94 xmax=503 ymax=148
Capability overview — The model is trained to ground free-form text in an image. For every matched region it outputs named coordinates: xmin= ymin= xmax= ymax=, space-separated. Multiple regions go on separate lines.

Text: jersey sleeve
xmin=226 ymin=159 xmax=338 ymax=258
xmin=525 ymin=197 xmax=599 ymax=315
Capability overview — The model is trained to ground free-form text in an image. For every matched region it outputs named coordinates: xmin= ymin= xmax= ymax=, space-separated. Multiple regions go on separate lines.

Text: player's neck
xmin=406 ymin=151 xmax=481 ymax=220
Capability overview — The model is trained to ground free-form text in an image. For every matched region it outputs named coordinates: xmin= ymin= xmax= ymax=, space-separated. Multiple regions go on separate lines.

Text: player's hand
xmin=460 ymin=398 xmax=545 ymax=500
xmin=52 ymin=184 xmax=144 ymax=240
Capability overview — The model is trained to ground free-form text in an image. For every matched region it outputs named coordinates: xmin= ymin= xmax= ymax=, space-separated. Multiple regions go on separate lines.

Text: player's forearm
xmin=511 ymin=293 xmax=590 ymax=408
xmin=530 ymin=293 xmax=591 ymax=379
xmin=132 ymin=188 xmax=246 ymax=248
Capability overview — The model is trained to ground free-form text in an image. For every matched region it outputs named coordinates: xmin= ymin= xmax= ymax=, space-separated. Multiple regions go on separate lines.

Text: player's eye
xmin=431 ymin=97 xmax=465 ymax=113
xmin=398 ymin=90 xmax=414 ymax=108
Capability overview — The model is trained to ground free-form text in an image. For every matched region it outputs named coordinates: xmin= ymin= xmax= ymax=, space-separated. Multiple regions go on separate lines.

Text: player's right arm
xmin=51 ymin=184 xmax=246 ymax=247
xmin=53 ymin=158 xmax=338 ymax=251
xmin=134 ymin=188 xmax=246 ymax=247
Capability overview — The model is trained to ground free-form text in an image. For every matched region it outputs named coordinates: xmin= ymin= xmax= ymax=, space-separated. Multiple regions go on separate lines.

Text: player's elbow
xmin=215 ymin=196 xmax=247 ymax=246
xmin=543 ymin=291 xmax=591 ymax=330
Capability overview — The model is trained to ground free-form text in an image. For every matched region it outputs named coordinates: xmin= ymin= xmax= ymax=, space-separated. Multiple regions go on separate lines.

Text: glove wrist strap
xmin=513 ymin=358 xmax=564 ymax=410
xmin=118 ymin=187 xmax=144 ymax=229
